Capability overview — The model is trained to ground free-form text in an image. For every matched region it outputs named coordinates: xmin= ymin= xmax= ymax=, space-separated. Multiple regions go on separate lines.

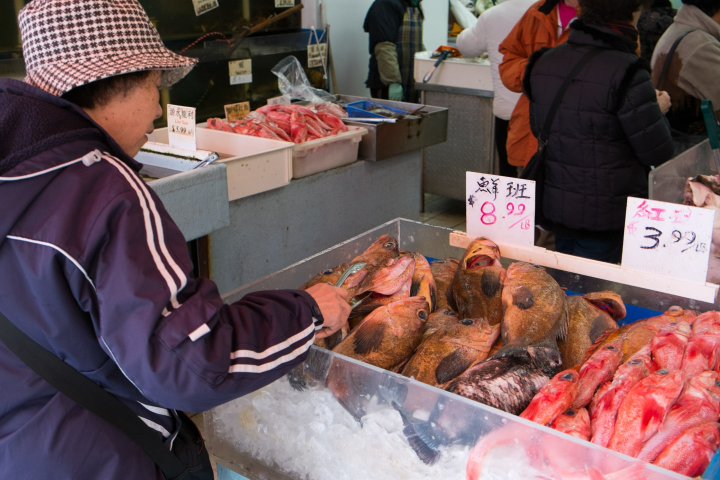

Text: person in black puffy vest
xmin=524 ymin=0 xmax=675 ymax=263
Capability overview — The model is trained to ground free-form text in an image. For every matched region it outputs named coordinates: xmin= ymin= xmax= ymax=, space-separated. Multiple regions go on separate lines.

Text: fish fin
xmin=410 ymin=277 xmax=421 ymax=297
xmin=429 ymin=283 xmax=437 ymax=313
xmin=377 ymin=378 xmax=408 ymax=406
xmin=435 ymin=349 xmax=475 ymax=384
xmin=286 ymin=365 xmax=309 ymax=391
xmin=589 ymin=314 xmax=617 ymax=343
xmin=580 ymin=329 xmax=615 ymax=364
xmin=393 ymin=357 xmax=410 ymax=373
xmin=584 ymin=291 xmax=627 ymax=320
xmin=321 ymin=329 xmax=345 ymax=350
xmin=287 ymin=347 xmax=331 ymax=391
xmin=511 ymin=286 xmax=535 ymax=310
xmin=403 ymin=423 xmax=442 ymax=466
xmin=446 ymin=281 xmax=458 ymax=313
xmin=493 ymin=344 xmax=530 ymax=361
xmin=481 ymin=268 xmax=503 ymax=298
xmin=352 ymin=321 xmax=387 ymax=354
xmin=558 ymin=299 xmax=569 ymax=342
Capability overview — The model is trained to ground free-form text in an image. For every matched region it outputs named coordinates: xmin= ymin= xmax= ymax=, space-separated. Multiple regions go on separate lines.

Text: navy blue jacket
xmin=0 ymin=78 xmax=323 ymax=479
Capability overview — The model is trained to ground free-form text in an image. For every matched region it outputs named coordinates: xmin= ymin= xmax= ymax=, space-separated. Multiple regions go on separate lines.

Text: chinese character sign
xmin=466 ymin=172 xmax=536 ymax=248
xmin=192 ymin=0 xmax=219 ymax=16
xmin=621 ymin=197 xmax=714 ymax=284
xmin=229 ymin=59 xmax=252 ymax=85
xmin=224 ymin=102 xmax=250 ymax=122
xmin=167 ymin=104 xmax=197 ymax=151
xmin=307 ymin=43 xmax=327 ymax=69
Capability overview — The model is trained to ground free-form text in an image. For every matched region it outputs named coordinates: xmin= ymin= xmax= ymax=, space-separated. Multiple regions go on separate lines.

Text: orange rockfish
xmin=430 ymin=257 xmax=460 ymax=311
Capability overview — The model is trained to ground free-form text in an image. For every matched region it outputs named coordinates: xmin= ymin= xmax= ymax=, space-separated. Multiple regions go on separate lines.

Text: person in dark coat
xmin=524 ymin=0 xmax=674 ymax=263
xmin=0 ymin=1 xmax=350 ymax=479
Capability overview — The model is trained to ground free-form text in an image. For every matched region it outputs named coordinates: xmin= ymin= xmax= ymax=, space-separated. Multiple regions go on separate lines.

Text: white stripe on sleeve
xmin=229 ymin=335 xmax=315 ymax=374
xmin=138 ymin=402 xmax=171 ymax=417
xmin=139 ymin=416 xmax=172 ymax=438
xmin=188 ymin=323 xmax=211 ymax=341
xmin=230 ymin=323 xmax=315 ymax=360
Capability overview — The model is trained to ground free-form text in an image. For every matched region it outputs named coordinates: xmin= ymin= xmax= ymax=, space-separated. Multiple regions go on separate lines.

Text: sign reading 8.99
xmin=465 ymin=172 xmax=536 ymax=248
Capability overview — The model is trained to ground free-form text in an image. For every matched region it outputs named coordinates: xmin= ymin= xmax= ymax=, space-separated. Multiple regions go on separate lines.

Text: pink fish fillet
xmin=590 ymin=345 xmax=656 ymax=448
xmin=521 ymin=369 xmax=580 ymax=426
xmin=551 ymin=408 xmax=591 ymax=441
xmin=637 ymin=371 xmax=720 ymax=462
xmin=650 ymin=321 xmax=691 ymax=371
xmin=653 ymin=422 xmax=720 ymax=476
xmin=573 ymin=342 xmax=623 ymax=409
xmin=607 ymin=369 xmax=684 ymax=457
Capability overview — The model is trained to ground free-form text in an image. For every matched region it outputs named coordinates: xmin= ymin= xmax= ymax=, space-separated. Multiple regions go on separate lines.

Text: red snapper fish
xmin=692 ymin=311 xmax=720 ymax=337
xmin=681 ymin=333 xmax=720 ymax=380
xmin=637 ymin=370 xmax=720 ymax=463
xmin=573 ymin=341 xmax=623 ymax=409
xmin=590 ymin=344 xmax=656 ymax=448
xmin=607 ymin=369 xmax=684 ymax=457
xmin=653 ymin=422 xmax=720 ymax=476
xmin=649 ymin=320 xmax=691 ymax=372
xmin=520 ymin=369 xmax=580 ymax=426
xmin=551 ymin=408 xmax=591 ymax=441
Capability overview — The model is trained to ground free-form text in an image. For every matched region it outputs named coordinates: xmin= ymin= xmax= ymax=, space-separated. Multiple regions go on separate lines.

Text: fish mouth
xmin=465 ymin=254 xmax=498 ymax=270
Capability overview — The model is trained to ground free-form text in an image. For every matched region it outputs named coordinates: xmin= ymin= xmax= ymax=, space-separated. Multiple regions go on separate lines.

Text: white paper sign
xmin=275 ymin=0 xmax=294 ymax=7
xmin=267 ymin=95 xmax=291 ymax=105
xmin=224 ymin=101 xmax=250 ymax=122
xmin=167 ymin=104 xmax=197 ymax=151
xmin=466 ymin=172 xmax=536 ymax=247
xmin=192 ymin=0 xmax=219 ymax=16
xmin=621 ymin=197 xmax=715 ymax=284
xmin=229 ymin=59 xmax=252 ymax=85
xmin=307 ymin=43 xmax=327 ymax=68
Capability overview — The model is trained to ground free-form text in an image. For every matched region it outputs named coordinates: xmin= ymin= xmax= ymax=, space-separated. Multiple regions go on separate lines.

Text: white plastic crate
xmin=291 ymin=126 xmax=368 ymax=179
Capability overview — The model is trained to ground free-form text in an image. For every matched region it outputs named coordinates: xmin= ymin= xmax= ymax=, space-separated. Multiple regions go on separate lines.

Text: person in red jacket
xmin=0 ymin=1 xmax=350 ymax=479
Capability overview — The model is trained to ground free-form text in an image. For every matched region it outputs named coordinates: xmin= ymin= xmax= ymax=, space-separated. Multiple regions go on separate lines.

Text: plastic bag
xmin=271 ymin=56 xmax=336 ymax=104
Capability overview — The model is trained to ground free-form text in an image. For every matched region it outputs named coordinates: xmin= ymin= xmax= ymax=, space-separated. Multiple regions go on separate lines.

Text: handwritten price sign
xmin=224 ymin=101 xmax=250 ymax=122
xmin=465 ymin=172 xmax=536 ymax=247
xmin=167 ymin=104 xmax=197 ymax=151
xmin=307 ymin=43 xmax=327 ymax=68
xmin=192 ymin=0 xmax=219 ymax=16
xmin=229 ymin=59 xmax=252 ymax=86
xmin=621 ymin=197 xmax=715 ymax=284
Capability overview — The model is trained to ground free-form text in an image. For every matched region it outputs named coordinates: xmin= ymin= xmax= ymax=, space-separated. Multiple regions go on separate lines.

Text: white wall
xmin=327 ymin=0 xmax=449 ymax=97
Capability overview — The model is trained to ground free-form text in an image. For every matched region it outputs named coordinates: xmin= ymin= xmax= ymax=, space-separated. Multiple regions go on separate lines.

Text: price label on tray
xmin=191 ymin=0 xmax=218 ymax=16
xmin=167 ymin=104 xmax=197 ymax=151
xmin=275 ymin=0 xmax=294 ymax=7
xmin=267 ymin=95 xmax=290 ymax=106
xmin=229 ymin=59 xmax=252 ymax=85
xmin=465 ymin=172 xmax=536 ymax=248
xmin=307 ymin=43 xmax=327 ymax=68
xmin=621 ymin=197 xmax=715 ymax=284
xmin=224 ymin=101 xmax=250 ymax=122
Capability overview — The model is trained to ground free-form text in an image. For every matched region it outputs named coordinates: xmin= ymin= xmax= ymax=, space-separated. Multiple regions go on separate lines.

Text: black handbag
xmin=0 ymin=310 xmax=213 ymax=480
xmin=520 ymin=47 xmax=605 ymax=227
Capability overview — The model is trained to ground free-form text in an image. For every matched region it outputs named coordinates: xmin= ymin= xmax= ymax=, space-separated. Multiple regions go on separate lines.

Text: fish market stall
xmin=206 ymin=219 xmax=720 ymax=480
xmin=414 ymin=53 xmax=495 ymax=201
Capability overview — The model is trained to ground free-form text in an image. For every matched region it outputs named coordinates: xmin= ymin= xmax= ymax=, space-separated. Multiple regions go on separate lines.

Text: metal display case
xmin=206 ymin=219 xmax=714 ymax=480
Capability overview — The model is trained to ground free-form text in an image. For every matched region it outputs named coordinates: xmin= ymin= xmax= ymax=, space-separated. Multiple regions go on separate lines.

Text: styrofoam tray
xmin=148 ymin=125 xmax=293 ymax=201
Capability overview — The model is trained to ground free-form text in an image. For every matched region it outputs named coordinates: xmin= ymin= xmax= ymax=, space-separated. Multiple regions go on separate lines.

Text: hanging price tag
xmin=229 ymin=59 xmax=252 ymax=85
xmin=466 ymin=172 xmax=536 ymax=248
xmin=275 ymin=0 xmax=294 ymax=7
xmin=192 ymin=0 xmax=219 ymax=16
xmin=167 ymin=104 xmax=197 ymax=151
xmin=621 ymin=197 xmax=714 ymax=284
xmin=267 ymin=95 xmax=291 ymax=105
xmin=224 ymin=101 xmax=250 ymax=122
xmin=307 ymin=43 xmax=327 ymax=68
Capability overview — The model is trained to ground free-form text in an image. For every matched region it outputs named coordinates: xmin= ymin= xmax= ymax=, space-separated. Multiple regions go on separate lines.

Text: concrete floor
xmin=420 ymin=193 xmax=467 ymax=232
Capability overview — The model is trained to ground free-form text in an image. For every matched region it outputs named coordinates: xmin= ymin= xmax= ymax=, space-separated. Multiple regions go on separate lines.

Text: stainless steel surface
xmin=650 ymin=139 xmax=717 ymax=203
xmin=224 ymin=218 xmax=720 ymax=312
xmin=415 ymin=82 xmax=495 ymax=98
xmin=339 ymin=95 xmax=449 ymax=162
xmin=421 ymin=90 xmax=495 ymax=201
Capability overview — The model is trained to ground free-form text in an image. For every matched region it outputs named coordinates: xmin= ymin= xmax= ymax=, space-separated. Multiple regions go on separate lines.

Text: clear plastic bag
xmin=271 ymin=56 xmax=336 ymax=104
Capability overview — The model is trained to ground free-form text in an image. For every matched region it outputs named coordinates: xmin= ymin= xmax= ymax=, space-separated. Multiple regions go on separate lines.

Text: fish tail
xmin=402 ymin=422 xmax=442 ymax=466
xmin=286 ymin=364 xmax=309 ymax=391
xmin=287 ymin=347 xmax=331 ymax=391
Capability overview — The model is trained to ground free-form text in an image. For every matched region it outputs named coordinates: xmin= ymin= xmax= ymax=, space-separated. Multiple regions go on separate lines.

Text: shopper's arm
xmin=456 ymin=15 xmax=490 ymax=58
xmin=617 ymin=61 xmax=674 ymax=167
xmin=679 ymin=39 xmax=720 ymax=118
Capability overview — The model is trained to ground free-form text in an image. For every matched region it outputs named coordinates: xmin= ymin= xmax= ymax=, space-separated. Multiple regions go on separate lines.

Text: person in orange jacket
xmin=499 ymin=0 xmax=579 ymax=169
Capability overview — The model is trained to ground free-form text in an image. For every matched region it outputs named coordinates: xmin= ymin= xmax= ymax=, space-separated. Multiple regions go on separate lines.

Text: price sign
xmin=275 ymin=0 xmax=294 ymax=7
xmin=167 ymin=104 xmax=197 ymax=151
xmin=307 ymin=43 xmax=327 ymax=68
xmin=466 ymin=172 xmax=535 ymax=247
xmin=229 ymin=59 xmax=252 ymax=85
xmin=267 ymin=95 xmax=290 ymax=106
xmin=621 ymin=197 xmax=714 ymax=284
xmin=192 ymin=0 xmax=219 ymax=16
xmin=224 ymin=101 xmax=250 ymax=122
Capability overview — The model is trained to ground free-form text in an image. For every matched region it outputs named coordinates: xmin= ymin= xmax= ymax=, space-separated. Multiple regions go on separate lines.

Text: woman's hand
xmin=656 ymin=90 xmax=671 ymax=115
xmin=305 ymin=284 xmax=351 ymax=339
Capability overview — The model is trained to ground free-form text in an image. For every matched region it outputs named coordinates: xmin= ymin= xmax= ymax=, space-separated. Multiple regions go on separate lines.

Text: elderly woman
xmin=0 ymin=1 xmax=350 ymax=479
xmin=524 ymin=0 xmax=675 ymax=263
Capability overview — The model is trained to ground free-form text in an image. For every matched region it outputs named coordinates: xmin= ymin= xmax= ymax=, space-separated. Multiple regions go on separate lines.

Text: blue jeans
xmin=554 ymin=235 xmax=623 ymax=264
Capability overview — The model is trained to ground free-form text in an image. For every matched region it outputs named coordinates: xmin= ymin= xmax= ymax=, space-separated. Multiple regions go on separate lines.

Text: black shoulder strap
xmin=655 ymin=30 xmax=695 ymax=90
xmin=538 ymin=48 xmax=605 ymax=148
xmin=0 ymin=310 xmax=187 ymax=480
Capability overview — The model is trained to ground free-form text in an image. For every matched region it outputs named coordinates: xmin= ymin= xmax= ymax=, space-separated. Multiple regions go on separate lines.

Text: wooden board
xmin=449 ymin=231 xmax=719 ymax=303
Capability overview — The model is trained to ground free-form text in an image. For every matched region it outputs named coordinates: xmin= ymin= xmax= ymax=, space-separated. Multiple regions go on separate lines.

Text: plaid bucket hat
xmin=19 ymin=0 xmax=198 ymax=96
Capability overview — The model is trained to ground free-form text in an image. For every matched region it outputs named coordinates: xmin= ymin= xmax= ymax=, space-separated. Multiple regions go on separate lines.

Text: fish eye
xmin=605 ymin=346 xmax=616 ymax=351
xmin=716 ymin=381 xmax=720 ymax=388
xmin=446 ymin=310 xmax=457 ymax=316
xmin=565 ymin=409 xmax=576 ymax=416
xmin=669 ymin=322 xmax=677 ymax=326
xmin=384 ymin=242 xmax=394 ymax=249
xmin=461 ymin=319 xmax=474 ymax=326
xmin=418 ymin=310 xmax=428 ymax=320
xmin=669 ymin=306 xmax=681 ymax=312
xmin=629 ymin=359 xmax=642 ymax=365
xmin=657 ymin=369 xmax=669 ymax=375
xmin=323 ymin=269 xmax=334 ymax=274
xmin=561 ymin=373 xmax=574 ymax=381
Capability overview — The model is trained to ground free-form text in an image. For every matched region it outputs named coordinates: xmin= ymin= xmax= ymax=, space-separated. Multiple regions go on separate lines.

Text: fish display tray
xmin=290 ymin=126 xmax=368 ymax=179
xmin=346 ymin=100 xmax=409 ymax=119
xmin=206 ymin=219 xmax=717 ymax=480
xmin=149 ymin=126 xmax=293 ymax=202
xmin=340 ymin=95 xmax=449 ymax=162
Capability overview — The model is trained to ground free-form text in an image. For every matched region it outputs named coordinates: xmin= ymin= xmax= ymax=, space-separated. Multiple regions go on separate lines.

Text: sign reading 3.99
xmin=621 ymin=197 xmax=714 ymax=284
xmin=465 ymin=172 xmax=536 ymax=248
